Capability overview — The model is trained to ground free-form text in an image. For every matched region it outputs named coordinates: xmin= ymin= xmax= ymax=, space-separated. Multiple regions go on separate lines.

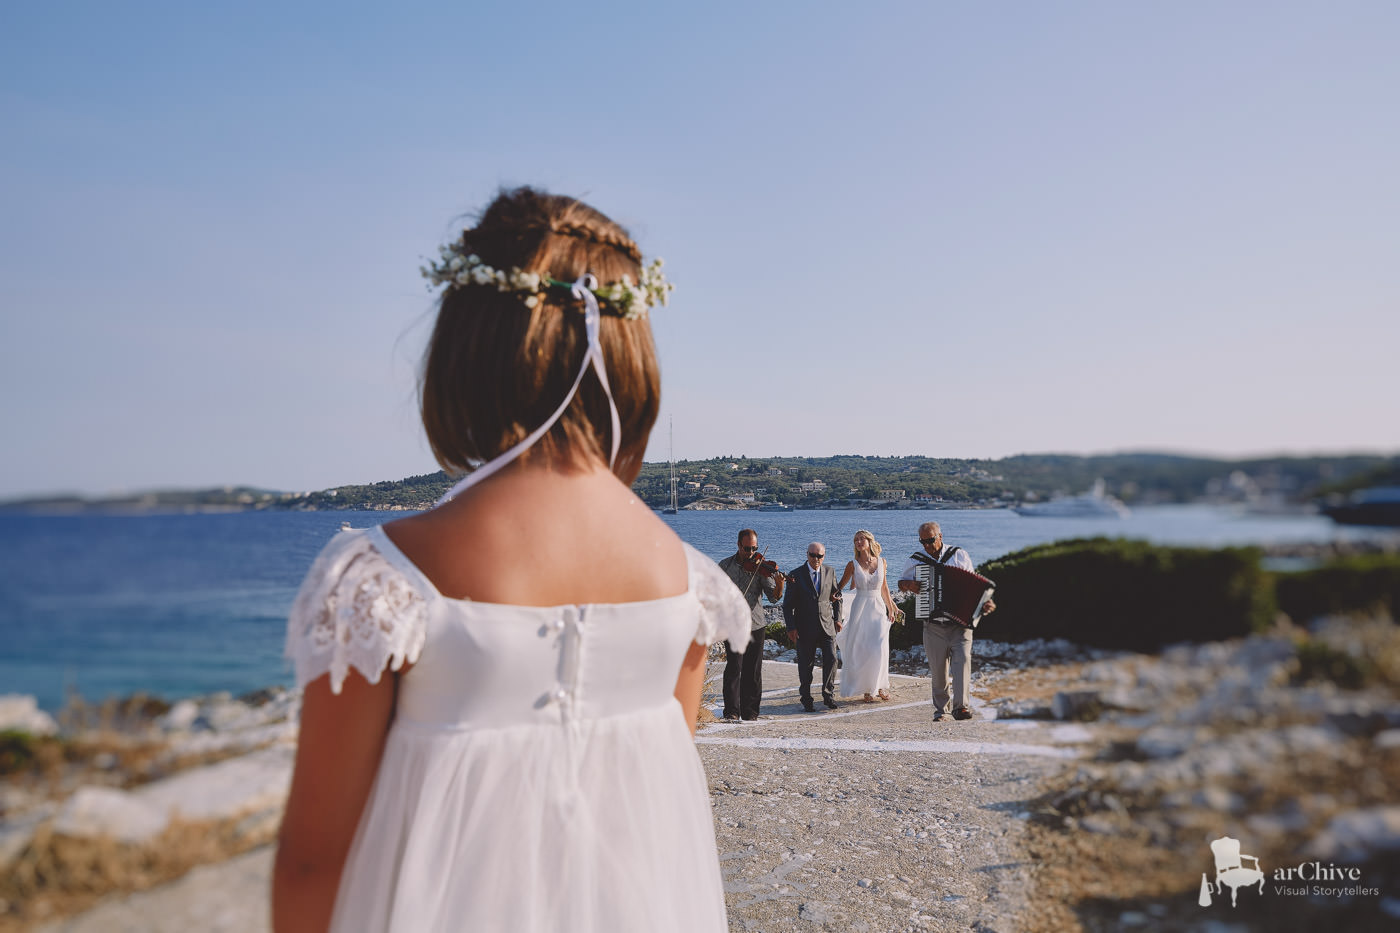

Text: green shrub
xmin=0 ymin=730 xmax=64 ymax=776
xmin=890 ymin=593 xmax=922 ymax=650
xmin=1294 ymin=640 xmax=1369 ymax=689
xmin=975 ymin=537 xmax=1275 ymax=651
xmin=1274 ymin=554 xmax=1400 ymax=624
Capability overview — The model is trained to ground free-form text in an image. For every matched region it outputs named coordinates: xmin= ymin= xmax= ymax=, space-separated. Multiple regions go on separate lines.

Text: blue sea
xmin=2 ymin=507 xmax=1394 ymax=712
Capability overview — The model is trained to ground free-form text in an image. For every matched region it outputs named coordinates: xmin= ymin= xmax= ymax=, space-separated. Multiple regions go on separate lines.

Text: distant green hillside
xmin=632 ymin=453 xmax=1396 ymax=510
xmin=4 ymin=454 xmax=1394 ymax=513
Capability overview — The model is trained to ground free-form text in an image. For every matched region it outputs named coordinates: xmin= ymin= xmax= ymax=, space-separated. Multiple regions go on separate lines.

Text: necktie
xmin=812 ymin=569 xmax=819 ymax=592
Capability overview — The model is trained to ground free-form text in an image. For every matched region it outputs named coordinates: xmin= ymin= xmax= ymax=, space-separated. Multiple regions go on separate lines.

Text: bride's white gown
xmin=835 ymin=557 xmax=891 ymax=696
xmin=285 ymin=526 xmax=751 ymax=932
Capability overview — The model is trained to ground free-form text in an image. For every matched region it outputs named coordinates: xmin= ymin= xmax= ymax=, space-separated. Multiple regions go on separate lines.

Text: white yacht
xmin=1014 ymin=479 xmax=1130 ymax=518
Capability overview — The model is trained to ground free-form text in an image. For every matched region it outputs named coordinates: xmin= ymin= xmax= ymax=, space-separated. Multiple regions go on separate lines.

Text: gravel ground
xmin=701 ymin=663 xmax=1086 ymax=933
xmin=33 ymin=660 xmax=1085 ymax=932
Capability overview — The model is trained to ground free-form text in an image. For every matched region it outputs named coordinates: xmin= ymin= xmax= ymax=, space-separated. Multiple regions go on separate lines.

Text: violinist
xmin=717 ymin=529 xmax=785 ymax=721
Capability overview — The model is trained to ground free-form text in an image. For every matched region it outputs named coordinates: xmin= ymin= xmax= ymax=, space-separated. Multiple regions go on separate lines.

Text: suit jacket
xmin=783 ymin=562 xmax=843 ymax=638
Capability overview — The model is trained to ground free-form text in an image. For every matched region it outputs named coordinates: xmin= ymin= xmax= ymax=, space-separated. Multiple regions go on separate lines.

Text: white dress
xmin=835 ymin=557 xmax=891 ymax=697
xmin=284 ymin=526 xmax=751 ymax=933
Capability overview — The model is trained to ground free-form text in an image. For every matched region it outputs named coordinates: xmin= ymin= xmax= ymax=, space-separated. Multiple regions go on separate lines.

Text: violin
xmin=739 ymin=553 xmax=785 ymax=580
xmin=737 ymin=546 xmax=787 ymax=602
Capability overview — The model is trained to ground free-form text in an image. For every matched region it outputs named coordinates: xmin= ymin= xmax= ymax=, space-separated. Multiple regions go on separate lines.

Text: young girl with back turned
xmin=272 ymin=188 xmax=750 ymax=932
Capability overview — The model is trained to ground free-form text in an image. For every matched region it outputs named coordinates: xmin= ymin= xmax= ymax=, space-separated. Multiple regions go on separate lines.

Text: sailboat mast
xmin=668 ymin=417 xmax=678 ymax=512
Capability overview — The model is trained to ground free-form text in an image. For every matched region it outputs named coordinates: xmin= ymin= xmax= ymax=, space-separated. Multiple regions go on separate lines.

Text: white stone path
xmin=697 ymin=734 xmax=1080 ymax=758
xmin=702 ymin=661 xmax=1088 ymax=759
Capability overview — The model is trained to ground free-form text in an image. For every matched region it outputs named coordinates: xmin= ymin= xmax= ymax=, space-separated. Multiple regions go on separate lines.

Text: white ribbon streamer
xmin=434 ymin=274 xmax=622 ymax=507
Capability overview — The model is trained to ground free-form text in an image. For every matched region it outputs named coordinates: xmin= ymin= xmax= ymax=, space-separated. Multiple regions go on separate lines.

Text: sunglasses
xmin=807 ymin=552 xmax=825 ymax=559
xmin=740 ymin=545 xmax=760 ymax=553
xmin=919 ymin=537 xmax=938 ymax=546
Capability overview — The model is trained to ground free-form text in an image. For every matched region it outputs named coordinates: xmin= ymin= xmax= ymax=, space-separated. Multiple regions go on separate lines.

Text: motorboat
xmin=1322 ymin=486 xmax=1400 ymax=527
xmin=757 ymin=502 xmax=793 ymax=512
xmin=1014 ymin=479 xmax=1129 ymax=518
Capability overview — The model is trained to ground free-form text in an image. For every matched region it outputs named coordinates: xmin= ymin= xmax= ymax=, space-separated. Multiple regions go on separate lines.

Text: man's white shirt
xmin=899 ymin=546 xmax=974 ymax=583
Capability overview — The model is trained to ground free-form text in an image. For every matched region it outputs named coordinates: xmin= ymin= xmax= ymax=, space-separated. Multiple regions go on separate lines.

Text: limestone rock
xmin=157 ymin=699 xmax=199 ymax=732
xmin=54 ymin=787 xmax=167 ymax=843
xmin=1052 ymin=691 xmax=1104 ymax=722
xmin=993 ymin=699 xmax=1053 ymax=720
xmin=0 ymin=695 xmax=57 ymax=736
xmin=1305 ymin=806 xmax=1400 ymax=862
xmin=50 ymin=745 xmax=295 ymax=843
xmin=1136 ymin=726 xmax=1207 ymax=760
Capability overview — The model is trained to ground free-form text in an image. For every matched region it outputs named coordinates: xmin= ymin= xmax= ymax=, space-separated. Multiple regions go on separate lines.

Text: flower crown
xmin=420 ymin=241 xmax=673 ymax=320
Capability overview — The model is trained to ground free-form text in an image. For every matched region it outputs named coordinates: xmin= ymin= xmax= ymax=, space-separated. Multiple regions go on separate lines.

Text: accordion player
xmin=909 ymin=553 xmax=997 ymax=630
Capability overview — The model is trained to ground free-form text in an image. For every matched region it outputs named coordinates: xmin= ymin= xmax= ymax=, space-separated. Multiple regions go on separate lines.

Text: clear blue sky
xmin=3 ymin=1 xmax=1397 ymax=498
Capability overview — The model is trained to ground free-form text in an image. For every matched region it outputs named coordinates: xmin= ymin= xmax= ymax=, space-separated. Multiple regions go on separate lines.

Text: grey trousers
xmin=923 ymin=620 xmax=974 ymax=714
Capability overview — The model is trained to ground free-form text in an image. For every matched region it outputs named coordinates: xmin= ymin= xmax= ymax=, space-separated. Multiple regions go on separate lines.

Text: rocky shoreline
xmin=3 ymin=615 xmax=1399 ymax=931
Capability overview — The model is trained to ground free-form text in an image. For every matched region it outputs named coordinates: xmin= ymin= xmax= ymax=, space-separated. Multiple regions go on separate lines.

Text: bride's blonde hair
xmin=853 ymin=530 xmax=882 ymax=558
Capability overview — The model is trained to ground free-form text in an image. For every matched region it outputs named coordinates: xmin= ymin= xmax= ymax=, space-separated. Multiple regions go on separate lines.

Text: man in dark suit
xmin=783 ymin=541 xmax=844 ymax=711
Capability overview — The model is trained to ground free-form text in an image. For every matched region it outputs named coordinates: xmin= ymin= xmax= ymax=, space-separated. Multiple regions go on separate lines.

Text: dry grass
xmin=55 ymin=693 xmax=171 ymax=736
xmin=2 ymin=730 xmax=279 ymax=806
xmin=696 ymin=654 xmax=725 ymax=729
xmin=0 ymin=811 xmax=278 ymax=931
xmin=3 ymin=732 xmax=171 ymax=785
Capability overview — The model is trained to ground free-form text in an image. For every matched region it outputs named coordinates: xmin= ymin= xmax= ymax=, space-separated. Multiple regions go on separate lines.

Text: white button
xmin=549 ymin=618 xmax=566 ymax=632
xmin=550 ymin=688 xmax=569 ymax=703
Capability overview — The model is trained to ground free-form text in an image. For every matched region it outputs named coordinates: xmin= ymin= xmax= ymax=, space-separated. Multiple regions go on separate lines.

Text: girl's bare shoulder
xmin=382 ymin=469 xmax=686 ymax=604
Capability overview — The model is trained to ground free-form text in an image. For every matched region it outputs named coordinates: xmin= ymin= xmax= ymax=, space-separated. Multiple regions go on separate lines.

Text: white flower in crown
xmin=420 ymin=240 xmax=673 ymax=320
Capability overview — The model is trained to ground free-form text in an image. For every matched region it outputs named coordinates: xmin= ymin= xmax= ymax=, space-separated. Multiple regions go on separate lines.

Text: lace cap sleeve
xmin=684 ymin=543 xmax=751 ymax=652
xmin=284 ymin=529 xmax=428 ymax=694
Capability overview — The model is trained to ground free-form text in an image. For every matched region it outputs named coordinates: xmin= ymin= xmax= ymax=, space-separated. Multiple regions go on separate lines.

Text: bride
xmin=835 ymin=530 xmax=900 ymax=701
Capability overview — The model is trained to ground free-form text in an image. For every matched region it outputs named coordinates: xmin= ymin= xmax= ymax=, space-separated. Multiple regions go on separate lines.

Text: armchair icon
xmin=1209 ymin=836 xmax=1265 ymax=907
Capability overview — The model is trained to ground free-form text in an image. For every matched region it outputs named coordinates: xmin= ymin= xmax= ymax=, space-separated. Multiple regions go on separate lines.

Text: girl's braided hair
xmin=420 ymin=187 xmax=661 ymax=483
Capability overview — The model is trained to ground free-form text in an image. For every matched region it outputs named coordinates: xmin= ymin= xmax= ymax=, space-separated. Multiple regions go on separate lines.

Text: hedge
xmin=1274 ymin=554 xmax=1400 ymax=624
xmin=972 ymin=537 xmax=1275 ymax=651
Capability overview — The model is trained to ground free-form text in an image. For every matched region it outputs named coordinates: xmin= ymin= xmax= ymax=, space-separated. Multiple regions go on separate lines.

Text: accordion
xmin=912 ymin=558 xmax=996 ymax=630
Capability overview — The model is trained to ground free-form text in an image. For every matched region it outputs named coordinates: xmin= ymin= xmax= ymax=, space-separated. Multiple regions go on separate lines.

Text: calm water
xmin=1 ymin=507 xmax=1393 ymax=711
